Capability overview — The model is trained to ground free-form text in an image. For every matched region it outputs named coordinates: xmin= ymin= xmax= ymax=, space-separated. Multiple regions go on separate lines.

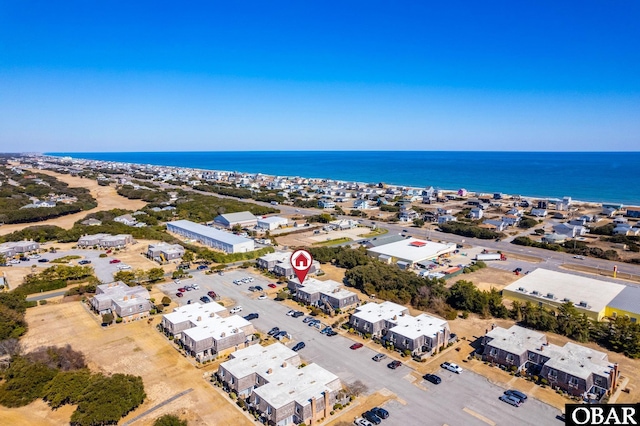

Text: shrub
xmin=39 ymin=300 xmax=48 ymax=305
xmin=99 ymin=253 xmax=107 ymax=258
xmin=116 ymin=317 xmax=123 ymax=324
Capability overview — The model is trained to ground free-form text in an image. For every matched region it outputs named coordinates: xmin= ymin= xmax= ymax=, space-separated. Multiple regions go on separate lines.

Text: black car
xmin=292 ymin=342 xmax=305 ymax=351
xmin=371 ymin=407 xmax=389 ymax=420
xmin=326 ymin=330 xmax=338 ymax=336
xmin=200 ymin=296 xmax=211 ymax=303
xmin=504 ymin=389 xmax=527 ymax=402
xmin=291 ymin=311 xmax=304 ymax=318
xmin=19 ymin=257 xmax=28 ymax=261
xmin=267 ymin=327 xmax=280 ymax=336
xmin=387 ymin=360 xmax=402 ymax=369
xmin=363 ymin=411 xmax=382 ymax=425
xmin=78 ymin=260 xmax=92 ymax=265
xmin=423 ymin=374 xmax=442 ymax=385
xmin=254 ymin=286 xmax=263 ymax=291
xmin=38 ymin=258 xmax=49 ymax=263
xmin=244 ymin=313 xmax=259 ymax=321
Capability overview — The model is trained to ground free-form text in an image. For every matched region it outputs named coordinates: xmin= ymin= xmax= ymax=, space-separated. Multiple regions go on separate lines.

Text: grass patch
xmin=359 ymin=227 xmax=389 ymax=238
xmin=312 ymin=237 xmax=353 ymax=247
xmin=50 ymin=255 xmax=82 ymax=264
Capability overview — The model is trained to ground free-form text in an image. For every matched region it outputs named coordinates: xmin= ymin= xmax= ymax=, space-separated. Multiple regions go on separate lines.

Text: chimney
xmin=267 ymin=368 xmax=272 ymax=374
xmin=311 ymin=396 xmax=317 ymax=425
xmin=282 ymin=361 xmax=287 ymax=368
xmin=323 ymin=391 xmax=330 ymax=419
xmin=197 ymin=316 xmax=202 ymax=321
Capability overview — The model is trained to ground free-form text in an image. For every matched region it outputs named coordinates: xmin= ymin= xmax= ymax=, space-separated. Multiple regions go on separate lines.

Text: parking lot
xmin=158 ymin=269 xmax=563 ymax=426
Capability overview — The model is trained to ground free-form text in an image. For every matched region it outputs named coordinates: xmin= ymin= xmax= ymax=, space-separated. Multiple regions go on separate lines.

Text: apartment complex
xmin=90 ymin=281 xmax=151 ymax=322
xmin=288 ymin=278 xmax=359 ymax=311
xmin=482 ymin=325 xmax=619 ymax=398
xmin=218 ymin=343 xmax=341 ymax=426
xmin=77 ymin=233 xmax=133 ymax=248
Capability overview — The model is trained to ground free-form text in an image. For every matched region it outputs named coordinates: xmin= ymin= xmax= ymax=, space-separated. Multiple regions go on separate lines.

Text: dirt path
xmin=0 ymin=168 xmax=146 ymax=236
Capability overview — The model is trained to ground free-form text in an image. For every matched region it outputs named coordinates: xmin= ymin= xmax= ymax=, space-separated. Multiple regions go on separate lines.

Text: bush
xmin=153 ymin=414 xmax=187 ymax=426
xmin=99 ymin=253 xmax=107 ymax=258
xmin=39 ymin=300 xmax=48 ymax=305
xmin=102 ymin=313 xmax=114 ymax=324
xmin=116 ymin=317 xmax=123 ymax=324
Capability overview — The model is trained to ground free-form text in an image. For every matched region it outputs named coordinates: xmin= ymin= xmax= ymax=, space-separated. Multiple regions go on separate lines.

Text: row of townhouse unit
xmin=90 ymin=281 xmax=151 ymax=322
xmin=77 ymin=233 xmax=133 ymax=248
xmin=0 ymin=240 xmax=40 ymax=258
xmin=160 ymin=302 xmax=254 ymax=362
xmin=481 ymin=325 xmax=619 ymax=399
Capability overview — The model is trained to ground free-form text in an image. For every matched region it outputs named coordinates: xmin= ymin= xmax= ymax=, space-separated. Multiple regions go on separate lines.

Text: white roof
xmin=257 ymin=216 xmax=288 ymax=224
xmin=164 ymin=301 xmax=226 ymax=326
xmin=220 ymin=343 xmax=300 ymax=380
xmin=388 ymin=313 xmax=448 ymax=340
xmin=505 ymin=269 xmax=625 ymax=314
xmin=485 ymin=325 xmax=547 ymax=355
xmin=352 ymin=301 xmax=408 ymax=324
xmin=540 ymin=342 xmax=613 ymax=380
xmin=259 ymin=251 xmax=291 ymax=262
xmin=299 ymin=278 xmax=357 ymax=299
xmin=167 ymin=220 xmax=253 ymax=246
xmin=216 ymin=211 xmax=257 ymax=223
xmin=252 ymin=363 xmax=340 ymax=409
xmin=182 ymin=315 xmax=251 ymax=342
xmin=367 ymin=237 xmax=456 ymax=263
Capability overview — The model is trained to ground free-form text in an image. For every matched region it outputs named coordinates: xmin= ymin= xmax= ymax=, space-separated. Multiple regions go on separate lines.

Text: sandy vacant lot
xmin=6 ymin=302 xmax=252 ymax=426
xmin=0 ymin=168 xmax=146 ymax=236
xmin=460 ymin=267 xmax=521 ymax=292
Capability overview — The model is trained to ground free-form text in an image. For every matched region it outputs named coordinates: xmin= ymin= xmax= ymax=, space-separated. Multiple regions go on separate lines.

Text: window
xmin=506 ymin=354 xmax=514 ymax=364
xmin=296 ymin=406 xmax=300 ymax=414
xmin=255 ymin=396 xmax=260 ymax=405
xmin=594 ymin=376 xmax=605 ymax=387
xmin=548 ymin=369 xmax=557 ymax=380
xmin=267 ymin=406 xmax=272 ymax=415
xmin=231 ymin=377 xmax=235 ymax=384
xmin=612 ymin=312 xmax=617 ymax=318
xmin=568 ymin=377 xmax=579 ymax=387
xmin=528 ymin=352 xmax=536 ymax=361
xmin=489 ymin=348 xmax=497 ymax=356
xmin=632 ymin=318 xmax=637 ymax=324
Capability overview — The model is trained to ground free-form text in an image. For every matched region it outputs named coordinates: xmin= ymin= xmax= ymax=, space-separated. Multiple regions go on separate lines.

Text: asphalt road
xmin=160 ymin=269 xmax=563 ymax=426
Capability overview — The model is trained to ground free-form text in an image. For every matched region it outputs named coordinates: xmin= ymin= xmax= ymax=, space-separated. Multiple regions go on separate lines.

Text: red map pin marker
xmin=291 ymin=249 xmax=313 ymax=284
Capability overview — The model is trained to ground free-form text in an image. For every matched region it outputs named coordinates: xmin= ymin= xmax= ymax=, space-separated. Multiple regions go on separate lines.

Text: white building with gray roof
xmin=166 ymin=220 xmax=254 ymax=253
xmin=213 ymin=211 xmax=258 ymax=228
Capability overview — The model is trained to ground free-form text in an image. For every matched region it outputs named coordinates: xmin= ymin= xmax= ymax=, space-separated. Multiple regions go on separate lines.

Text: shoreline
xmin=38 ymin=153 xmax=632 ymax=208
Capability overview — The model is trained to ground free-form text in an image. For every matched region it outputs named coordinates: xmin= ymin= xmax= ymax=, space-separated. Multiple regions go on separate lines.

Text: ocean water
xmin=47 ymin=151 xmax=640 ymax=205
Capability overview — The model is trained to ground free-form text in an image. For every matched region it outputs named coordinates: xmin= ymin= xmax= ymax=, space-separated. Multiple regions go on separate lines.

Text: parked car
xmin=372 ymin=353 xmax=387 ymax=362
xmin=350 ymin=343 xmax=364 ymax=350
xmin=257 ymin=294 xmax=268 ymax=300
xmin=423 ymin=374 xmax=442 ymax=384
xmin=320 ymin=326 xmax=333 ymax=335
xmin=9 ymin=259 xmax=20 ymax=264
xmin=176 ymin=292 xmax=184 ymax=297
xmin=267 ymin=327 xmax=280 ymax=336
xmin=504 ymin=390 xmax=527 ymax=402
xmin=362 ymin=411 xmax=382 ymax=425
xmin=387 ymin=360 xmax=402 ymax=369
xmin=244 ymin=313 xmax=259 ymax=320
xmin=178 ymin=287 xmax=186 ymax=292
xmin=254 ymin=286 xmax=263 ymax=292
xmin=268 ymin=283 xmax=277 ymax=289
xmin=292 ymin=342 xmax=305 ymax=351
xmin=230 ymin=306 xmax=243 ymax=314
xmin=197 ymin=265 xmax=208 ymax=270
xmin=371 ymin=407 xmax=389 ymax=420
xmin=117 ymin=264 xmax=132 ymax=270
xmin=308 ymin=319 xmax=320 ymax=326
xmin=207 ymin=291 xmax=217 ymax=298
xmin=78 ymin=259 xmax=92 ymax=265
xmin=292 ymin=311 xmax=304 ymax=318
xmin=355 ymin=418 xmax=373 ymax=426
xmin=200 ymin=296 xmax=211 ymax=303
xmin=248 ymin=286 xmax=258 ymax=292
xmin=275 ymin=331 xmax=288 ymax=340
xmin=326 ymin=330 xmax=338 ymax=336
xmin=19 ymin=256 xmax=28 ymax=261
xmin=441 ymin=362 xmax=463 ymax=374
xmin=109 ymin=259 xmax=121 ymax=264
xmin=38 ymin=258 xmax=49 ymax=263
xmin=499 ymin=395 xmax=522 ymax=407
xmin=286 ymin=310 xmax=296 ymax=316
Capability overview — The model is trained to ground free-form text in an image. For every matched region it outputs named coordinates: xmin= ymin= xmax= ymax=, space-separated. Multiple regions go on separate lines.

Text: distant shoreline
xmin=41 ymin=151 xmax=640 ymax=207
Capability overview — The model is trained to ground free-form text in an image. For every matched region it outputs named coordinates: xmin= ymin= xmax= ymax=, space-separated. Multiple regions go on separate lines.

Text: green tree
xmin=182 ymin=251 xmax=194 ymax=262
xmin=101 ymin=313 xmax=114 ymax=325
xmin=412 ymin=218 xmax=425 ymax=227
xmin=113 ymin=271 xmax=136 ymax=285
xmin=154 ymin=414 xmax=188 ymax=426
xmin=161 ymin=296 xmax=171 ymax=306
xmin=147 ymin=267 xmax=165 ymax=282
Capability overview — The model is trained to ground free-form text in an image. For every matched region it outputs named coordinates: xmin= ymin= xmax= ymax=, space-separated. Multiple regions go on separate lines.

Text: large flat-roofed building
xmin=257 ymin=216 xmax=288 ymax=231
xmin=503 ymin=269 xmax=625 ymax=321
xmin=288 ymin=278 xmax=359 ymax=311
xmin=166 ymin=220 xmax=254 ymax=253
xmin=350 ymin=301 xmax=409 ymax=337
xmin=218 ymin=343 xmax=301 ymax=396
xmin=213 ymin=211 xmax=258 ymax=229
xmin=366 ymin=237 xmax=456 ymax=268
xmin=605 ymin=285 xmax=640 ymax=323
xmin=482 ymin=325 xmax=619 ymax=398
xmin=90 ymin=281 xmax=151 ymax=322
xmin=146 ymin=242 xmax=185 ymax=262
xmin=181 ymin=314 xmax=254 ymax=361
xmin=0 ymin=240 xmax=40 ymax=257
xmin=161 ymin=301 xmax=227 ymax=338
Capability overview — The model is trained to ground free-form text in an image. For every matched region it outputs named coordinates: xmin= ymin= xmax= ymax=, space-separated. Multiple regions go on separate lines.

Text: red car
xmin=178 ymin=288 xmax=186 ymax=292
xmin=268 ymin=283 xmax=277 ymax=289
xmin=109 ymin=259 xmax=121 ymax=264
xmin=350 ymin=343 xmax=364 ymax=350
xmin=176 ymin=292 xmax=184 ymax=297
xmin=207 ymin=291 xmax=217 ymax=298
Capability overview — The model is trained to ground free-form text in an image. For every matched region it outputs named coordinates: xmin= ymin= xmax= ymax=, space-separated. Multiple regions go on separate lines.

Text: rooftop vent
xmin=562 ymin=298 xmax=571 ymax=303
xmin=546 ymin=293 xmax=555 ymax=299
xmin=532 ymin=291 xmax=540 ymax=296
xmin=579 ymin=301 xmax=588 ymax=307
xmin=517 ymin=287 xmax=526 ymax=292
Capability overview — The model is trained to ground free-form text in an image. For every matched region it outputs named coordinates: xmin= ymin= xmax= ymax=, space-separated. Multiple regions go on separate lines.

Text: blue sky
xmin=1 ymin=1 xmax=638 ymax=152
